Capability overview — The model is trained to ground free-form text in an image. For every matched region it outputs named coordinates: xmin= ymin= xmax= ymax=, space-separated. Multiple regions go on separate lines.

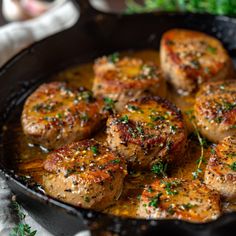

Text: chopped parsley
xmin=167 ymin=205 xmax=175 ymax=215
xmin=111 ymin=159 xmax=121 ymax=164
xmin=127 ymin=104 xmax=143 ymax=113
xmin=108 ymin=52 xmax=119 ymax=63
xmin=215 ymin=116 xmax=223 ymax=123
xmin=151 ymin=162 xmax=167 ymax=177
xmin=148 ymin=193 xmax=162 ymax=208
xmin=103 ymin=97 xmax=116 ymax=112
xmin=230 ymin=162 xmax=236 ymax=171
xmin=166 ymin=39 xmax=174 ymax=46
xmin=84 ymin=196 xmax=90 ymax=203
xmin=64 ymin=168 xmax=76 ymax=178
xmin=136 ymin=125 xmax=144 ymax=134
xmin=119 ymin=115 xmax=129 ymax=124
xmin=149 ymin=115 xmax=165 ymax=122
xmin=210 ymin=148 xmax=216 ymax=154
xmin=180 ymin=203 xmax=196 ymax=210
xmin=190 ymin=59 xmax=201 ymax=69
xmin=227 ymin=153 xmax=236 ymax=158
xmin=192 ymin=168 xmax=202 ymax=179
xmin=80 ymin=91 xmax=94 ymax=103
xmin=56 ymin=113 xmax=63 ymax=119
xmin=32 ymin=103 xmax=55 ymax=112
xmin=170 ymin=125 xmax=177 ymax=133
xmin=91 ymin=146 xmax=99 ymax=155
xmin=161 ymin=180 xmax=180 ymax=195
xmin=207 ymin=46 xmax=217 ymax=54
xmin=222 ymin=101 xmax=236 ymax=111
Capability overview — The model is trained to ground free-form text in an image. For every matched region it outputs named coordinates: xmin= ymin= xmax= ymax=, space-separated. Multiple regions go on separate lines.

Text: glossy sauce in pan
xmin=4 ymin=49 xmax=236 ymax=219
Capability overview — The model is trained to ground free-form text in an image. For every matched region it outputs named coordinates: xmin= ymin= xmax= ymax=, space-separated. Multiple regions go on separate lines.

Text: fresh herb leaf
xmin=10 ymin=200 xmax=37 ymax=236
xmin=186 ymin=111 xmax=207 ymax=179
xmin=111 ymin=159 xmax=121 ymax=164
xmin=127 ymin=104 xmax=143 ymax=113
xmin=84 ymin=196 xmax=90 ymax=203
xmin=80 ymin=91 xmax=94 ymax=103
xmin=64 ymin=168 xmax=76 ymax=178
xmin=119 ymin=115 xmax=129 ymax=124
xmin=161 ymin=180 xmax=180 ymax=195
xmin=103 ymin=97 xmax=116 ymax=112
xmin=151 ymin=162 xmax=167 ymax=177
xmin=149 ymin=115 xmax=165 ymax=122
xmin=180 ymin=203 xmax=197 ymax=210
xmin=230 ymin=162 xmax=236 ymax=171
xmin=207 ymin=46 xmax=217 ymax=54
xmin=148 ymin=193 xmax=162 ymax=208
xmin=91 ymin=146 xmax=99 ymax=155
xmin=227 ymin=153 xmax=236 ymax=158
xmin=192 ymin=168 xmax=202 ymax=179
xmin=167 ymin=205 xmax=175 ymax=215
xmin=136 ymin=125 xmax=144 ymax=134
xmin=108 ymin=52 xmax=119 ymax=63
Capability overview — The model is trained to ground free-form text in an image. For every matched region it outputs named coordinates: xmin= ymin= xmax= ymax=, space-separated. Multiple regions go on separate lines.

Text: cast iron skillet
xmin=1 ymin=1 xmax=236 ymax=235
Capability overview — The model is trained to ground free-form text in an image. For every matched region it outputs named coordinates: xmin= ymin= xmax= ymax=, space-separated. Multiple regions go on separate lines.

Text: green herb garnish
xmin=56 ymin=113 xmax=63 ymax=119
xmin=207 ymin=46 xmax=217 ymax=54
xmin=10 ymin=200 xmax=37 ymax=236
xmin=119 ymin=115 xmax=129 ymax=124
xmin=185 ymin=110 xmax=207 ymax=179
xmin=64 ymin=168 xmax=76 ymax=178
xmin=111 ymin=159 xmax=121 ymax=164
xmin=127 ymin=104 xmax=144 ymax=113
xmin=136 ymin=126 xmax=144 ymax=134
xmin=180 ymin=203 xmax=197 ymax=210
xmin=230 ymin=162 xmax=236 ymax=171
xmin=108 ymin=52 xmax=119 ymax=63
xmin=148 ymin=193 xmax=162 ymax=208
xmin=103 ymin=97 xmax=116 ymax=112
xmin=161 ymin=180 xmax=180 ymax=195
xmin=91 ymin=146 xmax=99 ymax=155
xmin=80 ymin=91 xmax=94 ymax=103
xmin=151 ymin=162 xmax=167 ymax=177
xmin=84 ymin=196 xmax=90 ymax=203
xmin=149 ymin=115 xmax=165 ymax=122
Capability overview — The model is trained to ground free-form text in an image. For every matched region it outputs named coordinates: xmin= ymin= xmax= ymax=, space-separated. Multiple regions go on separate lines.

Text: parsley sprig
xmin=185 ymin=110 xmax=207 ymax=179
xmin=10 ymin=199 xmax=37 ymax=236
xmin=151 ymin=162 xmax=168 ymax=177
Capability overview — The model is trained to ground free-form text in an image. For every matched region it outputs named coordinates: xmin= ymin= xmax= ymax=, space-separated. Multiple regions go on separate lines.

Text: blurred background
xmin=92 ymin=0 xmax=236 ymax=15
xmin=125 ymin=0 xmax=236 ymax=15
xmin=2 ymin=0 xmax=236 ymax=23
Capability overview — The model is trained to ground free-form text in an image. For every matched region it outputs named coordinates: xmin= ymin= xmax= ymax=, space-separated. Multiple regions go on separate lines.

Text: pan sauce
xmin=7 ymin=49 xmax=236 ymax=220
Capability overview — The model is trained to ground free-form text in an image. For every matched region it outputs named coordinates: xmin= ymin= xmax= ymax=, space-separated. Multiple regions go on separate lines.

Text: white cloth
xmin=0 ymin=2 xmax=91 ymax=235
xmin=0 ymin=0 xmax=79 ymax=67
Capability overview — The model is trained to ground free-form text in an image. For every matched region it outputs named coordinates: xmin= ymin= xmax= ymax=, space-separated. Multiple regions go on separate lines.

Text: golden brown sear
xmin=106 ymin=96 xmax=187 ymax=169
xmin=93 ymin=55 xmax=166 ymax=111
xmin=205 ymin=136 xmax=236 ymax=200
xmin=21 ymin=82 xmax=106 ymax=149
xmin=160 ymin=29 xmax=234 ymax=94
xmin=137 ymin=178 xmax=220 ymax=222
xmin=194 ymin=80 xmax=236 ymax=143
xmin=43 ymin=139 xmax=127 ymax=210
